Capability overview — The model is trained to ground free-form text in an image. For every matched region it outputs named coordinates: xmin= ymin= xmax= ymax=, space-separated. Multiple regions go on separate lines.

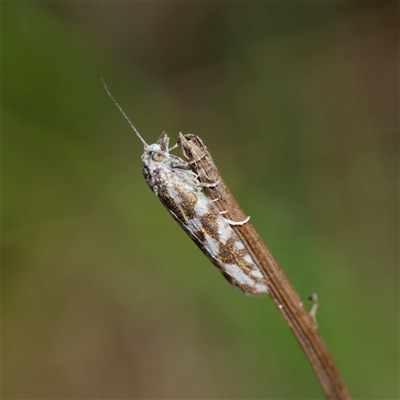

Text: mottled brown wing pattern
xmin=147 ymin=163 xmax=268 ymax=296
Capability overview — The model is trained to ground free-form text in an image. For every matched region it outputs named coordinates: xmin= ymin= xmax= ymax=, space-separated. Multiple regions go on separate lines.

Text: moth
xmin=102 ymin=79 xmax=268 ymax=296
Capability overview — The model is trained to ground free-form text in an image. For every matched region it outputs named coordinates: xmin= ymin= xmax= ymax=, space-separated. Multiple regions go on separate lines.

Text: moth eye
xmin=152 ymin=151 xmax=165 ymax=162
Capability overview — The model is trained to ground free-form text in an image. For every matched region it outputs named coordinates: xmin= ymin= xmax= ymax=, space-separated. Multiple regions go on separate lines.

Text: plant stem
xmin=179 ymin=134 xmax=352 ymax=400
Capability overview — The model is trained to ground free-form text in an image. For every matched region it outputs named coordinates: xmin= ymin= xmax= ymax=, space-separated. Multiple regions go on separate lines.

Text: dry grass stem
xmin=179 ymin=134 xmax=352 ymax=400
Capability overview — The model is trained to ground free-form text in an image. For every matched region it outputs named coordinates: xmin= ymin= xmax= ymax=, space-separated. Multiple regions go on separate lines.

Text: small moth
xmin=102 ymin=80 xmax=268 ymax=296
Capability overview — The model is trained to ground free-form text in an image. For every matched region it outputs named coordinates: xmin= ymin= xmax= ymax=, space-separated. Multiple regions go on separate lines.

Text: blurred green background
xmin=3 ymin=2 xmax=398 ymax=399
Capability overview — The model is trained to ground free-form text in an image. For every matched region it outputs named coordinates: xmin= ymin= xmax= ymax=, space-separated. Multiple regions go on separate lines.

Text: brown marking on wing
xmin=178 ymin=190 xmax=198 ymax=220
xmin=142 ymin=165 xmax=154 ymax=189
xmin=217 ymin=236 xmax=256 ymax=276
xmin=160 ymin=191 xmax=187 ymax=222
xmin=217 ymin=237 xmax=246 ymax=263
xmin=199 ymin=212 xmax=220 ymax=239
xmin=193 ymin=230 xmax=206 ymax=242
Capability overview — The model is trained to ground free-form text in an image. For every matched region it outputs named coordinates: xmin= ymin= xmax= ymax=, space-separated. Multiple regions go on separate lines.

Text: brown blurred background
xmin=3 ymin=2 xmax=398 ymax=399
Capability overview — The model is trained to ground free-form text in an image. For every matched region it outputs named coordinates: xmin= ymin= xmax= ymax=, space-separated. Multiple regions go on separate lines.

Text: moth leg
xmin=223 ymin=215 xmax=251 ymax=226
xmin=210 ymin=198 xmax=219 ymax=203
xmin=187 ymin=153 xmax=207 ymax=165
xmin=196 ymin=177 xmax=221 ymax=188
xmin=168 ymin=142 xmax=179 ymax=152
xmin=170 ymin=156 xmax=191 ymax=170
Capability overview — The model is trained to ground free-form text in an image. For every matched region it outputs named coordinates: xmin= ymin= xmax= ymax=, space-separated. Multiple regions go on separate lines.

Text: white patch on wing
xmin=194 ymin=194 xmax=210 ymax=216
xmin=167 ymin=182 xmax=182 ymax=203
xmin=244 ymin=254 xmax=253 ymax=264
xmin=218 ymin=222 xmax=232 ymax=243
xmin=204 ymin=235 xmax=220 ymax=257
xmin=255 ymin=283 xmax=268 ymax=293
xmin=235 ymin=241 xmax=245 ymax=250
xmin=223 ymin=263 xmax=255 ymax=286
xmin=250 ymin=269 xmax=264 ymax=279
xmin=186 ymin=218 xmax=202 ymax=232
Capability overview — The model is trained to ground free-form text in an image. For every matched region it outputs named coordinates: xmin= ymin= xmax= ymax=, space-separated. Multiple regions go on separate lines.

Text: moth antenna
xmin=101 ymin=78 xmax=148 ymax=147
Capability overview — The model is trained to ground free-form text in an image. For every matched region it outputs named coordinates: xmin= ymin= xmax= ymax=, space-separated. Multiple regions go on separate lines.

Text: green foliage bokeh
xmin=3 ymin=3 xmax=398 ymax=399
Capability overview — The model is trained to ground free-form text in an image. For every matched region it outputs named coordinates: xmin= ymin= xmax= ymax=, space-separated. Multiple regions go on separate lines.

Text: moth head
xmin=142 ymin=141 xmax=169 ymax=166
xmin=142 ymin=131 xmax=174 ymax=164
xmin=147 ymin=143 xmax=167 ymax=163
xmin=151 ymin=150 xmax=165 ymax=162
